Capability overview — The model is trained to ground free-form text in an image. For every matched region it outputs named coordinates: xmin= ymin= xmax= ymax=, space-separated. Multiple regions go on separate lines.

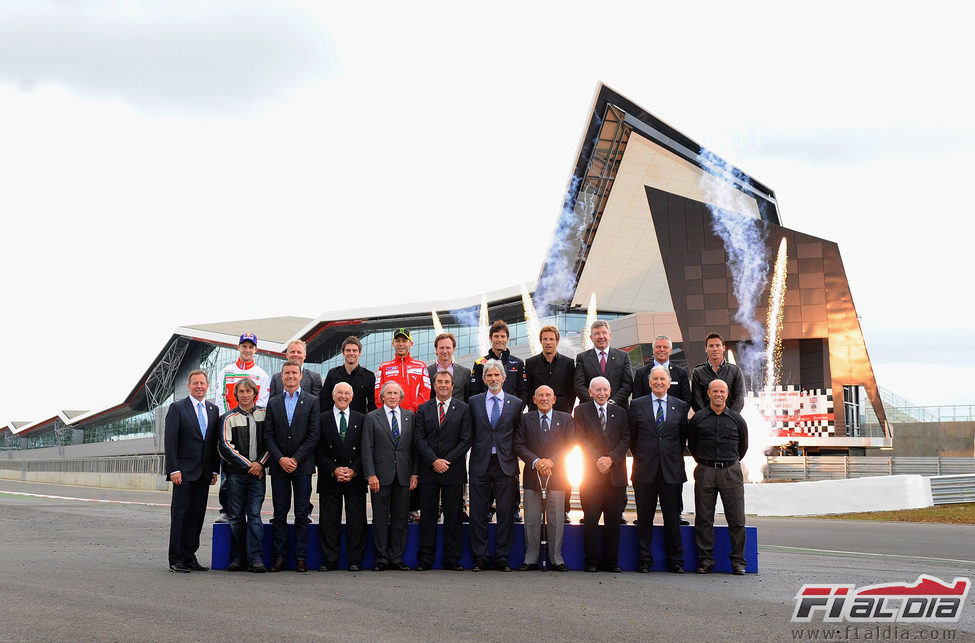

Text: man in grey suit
xmin=269 ymin=340 xmax=323 ymax=398
xmin=574 ymin=319 xmax=633 ymax=409
xmin=514 ymin=385 xmax=573 ymax=571
xmin=629 ymin=365 xmax=689 ymax=573
xmin=427 ymin=332 xmax=471 ymax=402
xmin=468 ymin=359 xmax=522 ymax=572
xmin=263 ymin=360 xmax=321 ymax=572
xmin=362 ymin=380 xmax=419 ymax=571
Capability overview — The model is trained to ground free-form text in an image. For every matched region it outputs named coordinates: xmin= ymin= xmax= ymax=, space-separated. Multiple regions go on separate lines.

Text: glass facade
xmin=84 ymin=409 xmax=158 ymax=444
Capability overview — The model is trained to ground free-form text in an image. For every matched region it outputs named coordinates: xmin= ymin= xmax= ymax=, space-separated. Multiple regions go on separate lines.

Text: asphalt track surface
xmin=0 ymin=479 xmax=972 ymax=642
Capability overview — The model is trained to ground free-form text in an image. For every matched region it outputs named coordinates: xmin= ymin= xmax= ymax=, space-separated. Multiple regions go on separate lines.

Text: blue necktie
xmin=656 ymin=398 xmax=665 ymax=428
xmin=390 ymin=410 xmax=400 ymax=444
xmin=490 ymin=396 xmax=501 ymax=428
xmin=541 ymin=414 xmax=549 ymax=432
xmin=196 ymin=402 xmax=207 ymax=437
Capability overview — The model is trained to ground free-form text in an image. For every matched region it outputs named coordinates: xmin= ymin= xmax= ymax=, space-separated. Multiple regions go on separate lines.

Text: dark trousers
xmin=318 ymin=488 xmax=367 ymax=567
xmin=417 ymin=480 xmax=464 ymax=566
xmin=693 ymin=462 xmax=746 ymax=568
xmin=633 ymin=474 xmax=683 ymax=567
xmin=580 ymin=483 xmax=625 ymax=568
xmin=270 ymin=474 xmax=312 ymax=562
xmin=226 ymin=471 xmax=266 ymax=565
xmin=469 ymin=456 xmax=518 ymax=564
xmin=370 ymin=480 xmax=410 ymax=566
xmin=168 ymin=475 xmax=211 ymax=566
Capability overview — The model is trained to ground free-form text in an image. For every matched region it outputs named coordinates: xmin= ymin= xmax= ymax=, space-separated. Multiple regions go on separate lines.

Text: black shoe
xmin=498 ymin=564 xmax=512 ymax=572
xmin=696 ymin=565 xmax=713 ymax=574
xmin=249 ymin=561 xmax=267 ymax=573
xmin=553 ymin=563 xmax=569 ymax=572
xmin=517 ymin=563 xmax=538 ymax=571
xmin=679 ymin=518 xmax=690 ymax=526
xmin=604 ymin=565 xmax=623 ymax=573
xmin=446 ymin=563 xmax=464 ymax=571
xmin=169 ymin=562 xmax=191 ymax=573
xmin=637 ymin=565 xmax=650 ymax=573
xmin=187 ymin=559 xmax=209 ymax=572
xmin=669 ymin=565 xmax=686 ymax=574
xmin=317 ymin=564 xmax=337 ymax=572
xmin=472 ymin=558 xmax=490 ymax=572
xmin=514 ymin=512 xmax=523 ymax=523
xmin=348 ymin=564 xmax=361 ymax=572
xmin=585 ymin=565 xmax=598 ymax=573
xmin=620 ymin=518 xmax=628 ymax=525
xmin=564 ymin=512 xmax=571 ymax=524
xmin=732 ymin=566 xmax=746 ymax=575
xmin=227 ymin=561 xmax=245 ymax=572
xmin=414 ymin=564 xmax=429 ymax=571
xmin=393 ymin=562 xmax=412 ymax=571
xmin=373 ymin=563 xmax=387 ymax=571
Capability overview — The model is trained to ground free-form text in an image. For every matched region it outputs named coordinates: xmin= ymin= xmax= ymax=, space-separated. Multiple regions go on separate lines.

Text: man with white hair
xmin=467 ymin=359 xmax=523 ymax=572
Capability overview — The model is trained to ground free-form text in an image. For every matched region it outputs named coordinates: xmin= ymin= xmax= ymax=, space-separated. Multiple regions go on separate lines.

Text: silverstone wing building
xmin=1 ymin=84 xmax=889 ymax=475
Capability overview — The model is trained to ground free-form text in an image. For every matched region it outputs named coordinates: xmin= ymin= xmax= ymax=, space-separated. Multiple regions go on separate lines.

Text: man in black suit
xmin=632 ymin=335 xmax=691 ymax=403
xmin=362 ymin=381 xmax=419 ymax=571
xmin=413 ymin=371 xmax=472 ymax=571
xmin=514 ymin=385 xmax=574 ymax=572
xmin=164 ymin=369 xmax=220 ymax=573
xmin=269 ymin=340 xmax=323 ymax=398
xmin=321 ymin=336 xmax=376 ymax=415
xmin=574 ymin=320 xmax=633 ymax=409
xmin=630 ymin=366 xmax=689 ymax=573
xmin=427 ymin=332 xmax=471 ymax=402
xmin=316 ymin=382 xmax=367 ymax=572
xmin=574 ymin=376 xmax=629 ymax=573
xmin=263 ymin=360 xmax=321 ymax=572
xmin=468 ymin=359 xmax=522 ymax=572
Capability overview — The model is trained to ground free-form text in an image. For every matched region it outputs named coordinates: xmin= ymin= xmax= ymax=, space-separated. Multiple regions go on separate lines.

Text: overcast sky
xmin=1 ymin=0 xmax=972 ymax=424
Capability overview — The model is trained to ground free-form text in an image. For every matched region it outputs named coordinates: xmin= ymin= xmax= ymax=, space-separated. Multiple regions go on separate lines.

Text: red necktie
xmin=599 ymin=351 xmax=607 ymax=374
xmin=439 ymin=402 xmax=445 ymax=425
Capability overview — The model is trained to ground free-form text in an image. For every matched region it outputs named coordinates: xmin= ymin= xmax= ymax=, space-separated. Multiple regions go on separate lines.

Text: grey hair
xmin=482 ymin=359 xmax=506 ymax=380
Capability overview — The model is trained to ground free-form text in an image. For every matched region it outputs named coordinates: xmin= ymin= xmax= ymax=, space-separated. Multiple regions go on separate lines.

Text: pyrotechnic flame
xmin=478 ymin=295 xmax=490 ymax=356
xmin=727 ymin=348 xmax=737 ymax=365
xmin=520 ymin=284 xmax=542 ymax=355
xmin=582 ymin=293 xmax=597 ymax=350
xmin=763 ymin=238 xmax=788 ymax=392
xmin=431 ymin=311 xmax=444 ymax=338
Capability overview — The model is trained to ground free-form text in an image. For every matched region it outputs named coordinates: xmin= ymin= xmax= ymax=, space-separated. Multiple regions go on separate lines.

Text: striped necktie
xmin=390 ymin=410 xmax=400 ymax=444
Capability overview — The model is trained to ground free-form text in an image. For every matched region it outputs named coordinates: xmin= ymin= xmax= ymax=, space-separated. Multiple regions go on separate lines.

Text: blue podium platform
xmin=211 ymin=522 xmax=758 ymax=573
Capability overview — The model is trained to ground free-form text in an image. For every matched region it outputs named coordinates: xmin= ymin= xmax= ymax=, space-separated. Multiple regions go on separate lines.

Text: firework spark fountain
xmin=431 ymin=311 xmax=444 ymax=338
xmin=582 ymin=293 xmax=597 ymax=350
xmin=478 ymin=295 xmax=490 ymax=356
xmin=520 ymin=284 xmax=542 ymax=355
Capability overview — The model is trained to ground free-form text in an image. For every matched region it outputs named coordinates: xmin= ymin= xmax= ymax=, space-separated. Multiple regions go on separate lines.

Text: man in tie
xmin=574 ymin=320 xmax=633 ymax=409
xmin=269 ymin=340 xmax=323 ymax=398
xmin=362 ymin=381 xmax=419 ymax=571
xmin=573 ymin=376 xmax=629 ymax=573
xmin=426 ymin=333 xmax=471 ymax=402
xmin=691 ymin=332 xmax=746 ymax=412
xmin=413 ymin=371 xmax=472 ymax=570
xmin=688 ymin=379 xmax=749 ymax=575
xmin=316 ymin=382 xmax=368 ymax=572
xmin=632 ymin=335 xmax=691 ymax=403
xmin=467 ymin=359 xmax=522 ymax=572
xmin=322 ymin=336 xmax=376 ymax=415
xmin=514 ymin=385 xmax=574 ymax=572
xmin=263 ymin=361 xmax=321 ymax=572
xmin=629 ymin=366 xmax=689 ymax=573
xmin=164 ymin=369 xmax=220 ymax=573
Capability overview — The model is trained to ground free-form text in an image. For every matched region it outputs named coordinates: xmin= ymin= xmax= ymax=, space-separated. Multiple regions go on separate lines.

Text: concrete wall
xmin=1 ymin=437 xmax=161 ymax=461
xmin=890 ymin=422 xmax=975 ymax=457
xmin=0 ymin=468 xmax=168 ymax=490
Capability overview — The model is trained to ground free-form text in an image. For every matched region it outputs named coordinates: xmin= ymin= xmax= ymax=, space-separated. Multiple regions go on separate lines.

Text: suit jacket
xmin=362 ymin=406 xmax=418 ymax=486
xmin=263 ymin=390 xmax=321 ymax=476
xmin=316 ymin=408 xmax=366 ymax=493
xmin=468 ymin=392 xmax=522 ymax=478
xmin=573 ymin=402 xmax=630 ymax=488
xmin=413 ymin=397 xmax=472 ymax=485
xmin=524 ymin=352 xmax=576 ymax=413
xmin=574 ymin=347 xmax=633 ymax=408
xmin=427 ymin=364 xmax=472 ymax=403
xmin=629 ymin=395 xmax=688 ymax=485
xmin=269 ymin=368 xmax=323 ymax=398
xmin=514 ymin=410 xmax=574 ymax=492
xmin=164 ymin=396 xmax=220 ymax=482
xmin=632 ymin=363 xmax=691 ymax=404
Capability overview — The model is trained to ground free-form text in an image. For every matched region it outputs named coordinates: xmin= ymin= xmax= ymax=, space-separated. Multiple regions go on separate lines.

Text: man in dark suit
xmin=321 ymin=336 xmax=376 ymax=415
xmin=469 ymin=320 xmax=528 ymax=401
xmin=263 ymin=360 xmax=321 ymax=572
xmin=468 ymin=359 xmax=522 ymax=572
xmin=574 ymin=376 xmax=629 ymax=572
xmin=316 ymin=382 xmax=367 ymax=572
xmin=514 ymin=385 xmax=573 ymax=572
xmin=413 ymin=371 xmax=472 ymax=571
xmin=269 ymin=340 xmax=323 ymax=398
xmin=164 ymin=369 xmax=220 ymax=573
xmin=362 ymin=380 xmax=419 ymax=571
xmin=427 ymin=332 xmax=471 ymax=402
xmin=630 ymin=366 xmax=689 ymax=573
xmin=574 ymin=319 xmax=633 ymax=409
xmin=632 ymin=335 xmax=691 ymax=403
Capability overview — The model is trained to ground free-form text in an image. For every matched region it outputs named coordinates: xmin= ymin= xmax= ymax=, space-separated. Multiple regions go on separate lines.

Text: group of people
xmin=164 ymin=319 xmax=749 ymax=576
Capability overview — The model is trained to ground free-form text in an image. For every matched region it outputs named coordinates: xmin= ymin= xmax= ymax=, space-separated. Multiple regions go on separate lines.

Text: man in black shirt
xmin=690 ymin=332 xmax=745 ymax=412
xmin=469 ymin=320 xmax=528 ymax=401
xmin=525 ymin=325 xmax=575 ymax=413
xmin=687 ymin=379 xmax=748 ymax=575
xmin=321 ymin=336 xmax=376 ymax=415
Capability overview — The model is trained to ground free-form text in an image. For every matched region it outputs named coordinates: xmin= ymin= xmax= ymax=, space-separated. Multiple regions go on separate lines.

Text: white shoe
xmin=215 ymin=513 xmax=229 ymax=523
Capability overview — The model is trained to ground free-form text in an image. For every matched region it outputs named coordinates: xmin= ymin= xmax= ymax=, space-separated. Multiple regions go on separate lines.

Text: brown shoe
xmin=296 ymin=560 xmax=308 ymax=573
xmin=269 ymin=559 xmax=286 ymax=573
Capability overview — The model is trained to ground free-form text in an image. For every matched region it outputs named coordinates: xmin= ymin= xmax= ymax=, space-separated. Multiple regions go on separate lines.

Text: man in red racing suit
xmin=374 ymin=328 xmax=431 ymax=412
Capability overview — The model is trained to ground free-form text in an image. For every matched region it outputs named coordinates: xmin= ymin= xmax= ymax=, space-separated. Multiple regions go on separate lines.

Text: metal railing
xmin=0 ymin=455 xmax=165 ymax=475
xmin=929 ymin=474 xmax=975 ymax=505
xmin=766 ymin=456 xmax=975 ymax=481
